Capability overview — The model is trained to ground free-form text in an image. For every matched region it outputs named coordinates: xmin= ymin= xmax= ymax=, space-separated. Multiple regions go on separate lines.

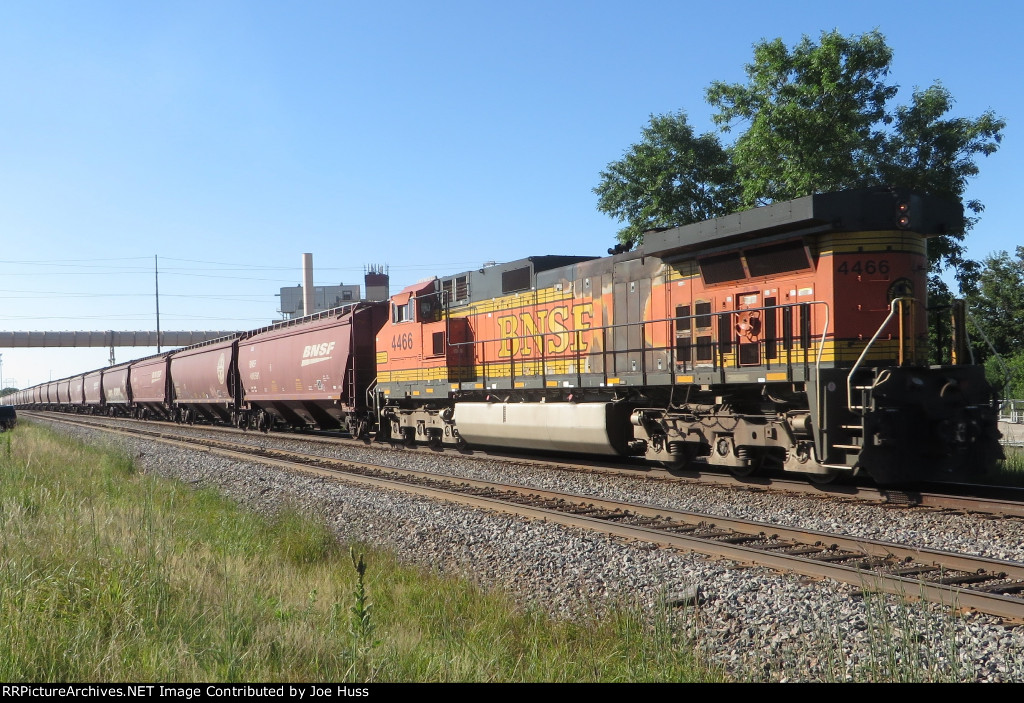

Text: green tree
xmin=596 ymin=29 xmax=1005 ymax=284
xmin=594 ymin=112 xmax=739 ymax=248
xmin=706 ymin=31 xmax=895 ymax=206
xmin=985 ymin=353 xmax=1024 ymax=399
xmin=966 ymin=247 xmax=1024 ymax=358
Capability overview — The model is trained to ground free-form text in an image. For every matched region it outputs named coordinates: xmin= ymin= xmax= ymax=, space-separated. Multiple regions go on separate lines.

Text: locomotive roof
xmin=438 ymin=255 xmax=598 ymax=280
xmin=639 ymin=188 xmax=963 ymax=260
xmin=435 ymin=255 xmax=598 ymax=304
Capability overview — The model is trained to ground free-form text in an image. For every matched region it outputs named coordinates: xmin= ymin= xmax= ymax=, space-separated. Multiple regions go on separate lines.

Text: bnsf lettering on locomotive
xmin=497 ymin=303 xmax=594 ymax=358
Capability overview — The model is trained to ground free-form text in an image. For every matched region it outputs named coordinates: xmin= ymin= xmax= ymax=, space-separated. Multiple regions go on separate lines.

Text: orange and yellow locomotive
xmin=375 ymin=188 xmax=1002 ymax=484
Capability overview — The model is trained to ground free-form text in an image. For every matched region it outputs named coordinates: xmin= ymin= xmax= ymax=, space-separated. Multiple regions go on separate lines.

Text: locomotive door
xmin=612 ymin=259 xmax=649 ymax=378
xmin=735 ymin=292 xmax=763 ymax=366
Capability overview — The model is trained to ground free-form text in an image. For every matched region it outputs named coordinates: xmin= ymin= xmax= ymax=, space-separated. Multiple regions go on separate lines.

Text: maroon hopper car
xmin=45 ymin=381 xmax=59 ymax=408
xmin=238 ymin=303 xmax=387 ymax=433
xmin=57 ymin=378 xmax=71 ymax=408
xmin=102 ymin=363 xmax=131 ymax=414
xmin=84 ymin=370 xmax=104 ymax=407
xmin=69 ymin=375 xmax=85 ymax=411
xmin=129 ymin=353 xmax=172 ymax=419
xmin=169 ymin=337 xmax=240 ymax=423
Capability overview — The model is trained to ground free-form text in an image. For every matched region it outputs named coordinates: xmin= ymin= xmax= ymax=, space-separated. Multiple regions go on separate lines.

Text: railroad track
xmin=26 ymin=411 xmax=1024 ymax=623
xmin=24 ymin=410 xmax=1024 ymax=519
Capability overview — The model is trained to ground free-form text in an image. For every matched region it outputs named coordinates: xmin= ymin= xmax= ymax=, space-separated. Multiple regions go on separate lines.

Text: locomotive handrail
xmin=446 ymin=300 xmax=832 ymax=389
xmin=846 ymin=297 xmax=911 ymax=414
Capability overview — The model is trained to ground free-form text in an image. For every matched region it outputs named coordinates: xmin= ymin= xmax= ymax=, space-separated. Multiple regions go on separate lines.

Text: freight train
xmin=5 ymin=188 xmax=1004 ymax=485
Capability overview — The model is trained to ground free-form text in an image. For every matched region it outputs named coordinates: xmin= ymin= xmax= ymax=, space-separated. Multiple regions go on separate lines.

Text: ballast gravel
xmin=41 ymin=419 xmax=1024 ymax=682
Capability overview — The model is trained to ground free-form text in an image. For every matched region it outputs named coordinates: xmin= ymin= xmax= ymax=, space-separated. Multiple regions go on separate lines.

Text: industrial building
xmin=276 ymin=258 xmax=389 ymax=320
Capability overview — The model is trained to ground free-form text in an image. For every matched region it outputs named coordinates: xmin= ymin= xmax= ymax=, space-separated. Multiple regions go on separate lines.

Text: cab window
xmin=392 ymin=301 xmax=413 ymax=323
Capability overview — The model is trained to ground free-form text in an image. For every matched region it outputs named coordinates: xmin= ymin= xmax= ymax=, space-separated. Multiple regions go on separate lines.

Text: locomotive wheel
xmin=660 ymin=456 xmax=687 ymax=471
xmin=728 ymin=463 xmax=757 ymax=478
xmin=719 ymin=438 xmax=757 ymax=478
xmin=805 ymin=469 xmax=839 ymax=485
xmin=402 ymin=427 xmax=416 ymax=447
xmin=658 ymin=440 xmax=692 ymax=472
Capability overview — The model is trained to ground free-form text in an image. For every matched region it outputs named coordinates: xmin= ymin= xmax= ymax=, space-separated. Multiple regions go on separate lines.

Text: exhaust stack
xmin=302 ymin=253 xmax=314 ymax=316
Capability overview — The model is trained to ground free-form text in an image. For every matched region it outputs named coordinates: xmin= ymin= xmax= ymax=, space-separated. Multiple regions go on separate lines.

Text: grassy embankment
xmin=0 ymin=422 xmax=723 ymax=682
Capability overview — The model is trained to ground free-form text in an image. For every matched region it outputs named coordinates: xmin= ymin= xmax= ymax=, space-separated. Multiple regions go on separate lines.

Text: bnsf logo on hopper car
xmin=301 ymin=341 xmax=336 ymax=366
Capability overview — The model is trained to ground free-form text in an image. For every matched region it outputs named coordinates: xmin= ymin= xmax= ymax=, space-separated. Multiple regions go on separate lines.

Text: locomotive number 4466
xmin=837 ymin=259 xmax=890 ymax=275
xmin=392 ymin=333 xmax=414 ymax=351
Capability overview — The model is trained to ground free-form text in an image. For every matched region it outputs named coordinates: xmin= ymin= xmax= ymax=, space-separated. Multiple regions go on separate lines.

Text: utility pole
xmin=155 ymin=254 xmax=161 ymax=353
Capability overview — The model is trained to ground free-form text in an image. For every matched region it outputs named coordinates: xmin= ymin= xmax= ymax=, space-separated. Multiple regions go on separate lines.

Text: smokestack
xmin=302 ymin=253 xmax=314 ymax=316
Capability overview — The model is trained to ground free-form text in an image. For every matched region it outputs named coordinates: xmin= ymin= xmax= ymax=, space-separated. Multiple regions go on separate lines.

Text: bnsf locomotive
xmin=7 ymin=188 xmax=1004 ymax=485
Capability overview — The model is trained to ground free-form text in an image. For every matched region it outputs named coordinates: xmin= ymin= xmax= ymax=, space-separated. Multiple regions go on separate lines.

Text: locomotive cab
xmin=375 ymin=279 xmax=471 ymax=446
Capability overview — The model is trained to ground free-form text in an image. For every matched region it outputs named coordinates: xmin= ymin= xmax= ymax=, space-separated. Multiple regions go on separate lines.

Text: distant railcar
xmin=129 ymin=353 xmax=173 ymax=420
xmin=169 ymin=337 xmax=240 ymax=424
xmin=84 ymin=370 xmax=103 ymax=410
xmin=101 ymin=363 xmax=131 ymax=416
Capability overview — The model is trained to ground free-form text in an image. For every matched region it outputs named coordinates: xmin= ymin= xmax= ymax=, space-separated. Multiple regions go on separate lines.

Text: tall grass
xmin=0 ymin=423 xmax=721 ymax=682
xmin=982 ymin=445 xmax=1024 ymax=485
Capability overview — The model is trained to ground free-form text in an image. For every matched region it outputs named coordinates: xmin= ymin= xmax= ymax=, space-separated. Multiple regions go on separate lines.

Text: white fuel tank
xmin=453 ymin=402 xmax=626 ymax=455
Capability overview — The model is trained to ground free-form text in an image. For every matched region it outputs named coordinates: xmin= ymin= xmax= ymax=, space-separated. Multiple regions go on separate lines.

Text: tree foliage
xmin=706 ymin=31 xmax=896 ymax=206
xmin=593 ymin=113 xmax=739 ymax=248
xmin=966 ymin=247 xmax=1024 ymax=358
xmin=595 ymin=29 xmax=1005 ymax=281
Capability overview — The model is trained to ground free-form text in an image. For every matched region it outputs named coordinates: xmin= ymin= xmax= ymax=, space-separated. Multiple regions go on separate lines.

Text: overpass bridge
xmin=0 ymin=331 xmax=239 ymax=365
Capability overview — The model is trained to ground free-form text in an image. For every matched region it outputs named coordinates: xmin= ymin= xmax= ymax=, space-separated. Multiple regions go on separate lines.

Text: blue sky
xmin=1 ymin=0 xmax=1021 ymax=388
